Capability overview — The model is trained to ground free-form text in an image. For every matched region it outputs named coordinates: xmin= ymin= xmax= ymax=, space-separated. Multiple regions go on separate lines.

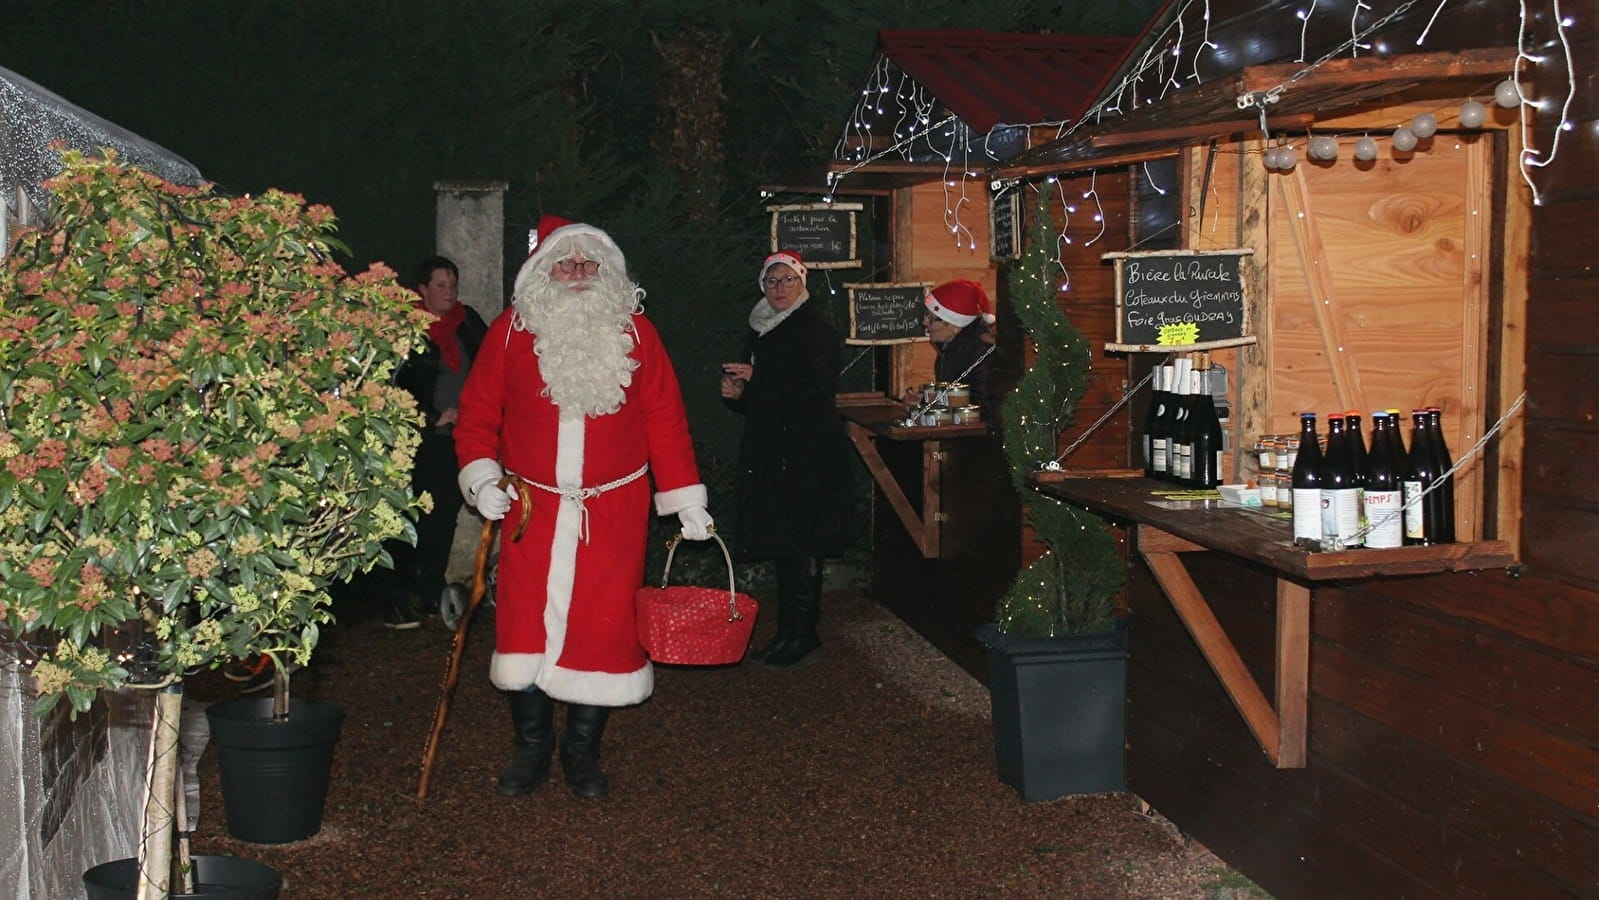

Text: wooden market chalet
xmin=775 ymin=6 xmax=1598 ymax=897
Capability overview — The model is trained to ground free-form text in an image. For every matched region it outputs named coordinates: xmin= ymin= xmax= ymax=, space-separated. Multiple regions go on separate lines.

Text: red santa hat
xmin=522 ymin=213 xmax=624 ymax=277
xmin=925 ymin=280 xmax=995 ymax=327
xmin=758 ymin=250 xmax=808 ymax=291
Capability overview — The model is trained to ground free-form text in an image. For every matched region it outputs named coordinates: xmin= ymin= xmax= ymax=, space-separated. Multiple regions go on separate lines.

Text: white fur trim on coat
xmin=653 ymin=483 xmax=709 ymax=516
xmin=490 ymin=652 xmax=653 ymax=706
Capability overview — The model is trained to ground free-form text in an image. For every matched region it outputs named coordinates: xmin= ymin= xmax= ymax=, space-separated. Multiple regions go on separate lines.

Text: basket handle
xmin=658 ymin=528 xmax=744 ymax=622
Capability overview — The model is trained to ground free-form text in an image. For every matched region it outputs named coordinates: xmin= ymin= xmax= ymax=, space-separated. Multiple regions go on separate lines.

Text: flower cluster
xmin=0 ymin=149 xmax=430 ymax=714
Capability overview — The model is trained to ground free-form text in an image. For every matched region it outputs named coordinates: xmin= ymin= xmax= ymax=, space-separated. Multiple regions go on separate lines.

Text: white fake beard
xmin=521 ymin=280 xmax=639 ymax=418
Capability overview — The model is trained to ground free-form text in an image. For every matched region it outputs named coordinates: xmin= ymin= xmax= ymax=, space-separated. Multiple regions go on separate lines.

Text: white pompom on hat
xmin=758 ymin=250 xmax=808 ymax=291
xmin=925 ymin=280 xmax=995 ymax=327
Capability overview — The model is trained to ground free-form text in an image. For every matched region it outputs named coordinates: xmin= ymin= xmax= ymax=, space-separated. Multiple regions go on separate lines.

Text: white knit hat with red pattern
xmin=758 ymin=250 xmax=808 ymax=291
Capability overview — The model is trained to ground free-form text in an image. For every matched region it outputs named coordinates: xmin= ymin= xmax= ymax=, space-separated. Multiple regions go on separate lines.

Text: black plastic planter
xmin=83 ymin=855 xmax=281 ymax=899
xmin=975 ymin=622 xmax=1127 ymax=801
xmin=206 ymin=697 xmax=345 ymax=844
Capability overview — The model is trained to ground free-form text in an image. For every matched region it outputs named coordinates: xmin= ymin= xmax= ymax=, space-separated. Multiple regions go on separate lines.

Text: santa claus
xmin=454 ymin=215 xmax=713 ymax=799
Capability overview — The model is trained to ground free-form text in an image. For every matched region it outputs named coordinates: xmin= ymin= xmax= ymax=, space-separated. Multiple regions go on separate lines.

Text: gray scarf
xmin=747 ymin=292 xmax=809 ymax=336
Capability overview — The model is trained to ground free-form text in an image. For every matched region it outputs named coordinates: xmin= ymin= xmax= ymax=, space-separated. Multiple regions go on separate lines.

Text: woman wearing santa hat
xmin=720 ymin=250 xmax=854 ymax=668
xmin=908 ymin=279 xmax=999 ymax=422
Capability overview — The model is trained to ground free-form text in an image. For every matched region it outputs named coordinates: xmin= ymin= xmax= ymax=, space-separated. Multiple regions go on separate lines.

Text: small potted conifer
xmin=975 ymin=190 xmax=1128 ymax=802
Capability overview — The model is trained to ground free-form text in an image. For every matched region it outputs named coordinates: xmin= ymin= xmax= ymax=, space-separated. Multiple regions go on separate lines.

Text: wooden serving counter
xmin=839 ymin=398 xmax=992 ymax=558
xmin=1027 ymin=473 xmax=1517 ymax=769
xmin=1027 ymin=474 xmax=1515 ymax=582
xmin=839 ymin=396 xmax=1017 ymax=680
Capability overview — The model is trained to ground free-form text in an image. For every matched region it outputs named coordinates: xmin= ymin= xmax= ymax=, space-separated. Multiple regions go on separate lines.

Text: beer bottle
xmin=1322 ymin=414 xmax=1362 ymax=549
xmin=1290 ymin=412 xmax=1324 ymax=547
xmin=1363 ymin=412 xmax=1405 ymax=549
xmin=1426 ymin=407 xmax=1456 ymax=543
xmin=1144 ymin=364 xmax=1170 ymax=479
xmin=1189 ymin=353 xmax=1225 ymax=488
xmin=1406 ymin=409 xmax=1439 ymax=545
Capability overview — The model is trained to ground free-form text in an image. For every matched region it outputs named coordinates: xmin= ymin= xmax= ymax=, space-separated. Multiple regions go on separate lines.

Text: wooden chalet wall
xmin=1125 ymin=19 xmax=1599 ymax=900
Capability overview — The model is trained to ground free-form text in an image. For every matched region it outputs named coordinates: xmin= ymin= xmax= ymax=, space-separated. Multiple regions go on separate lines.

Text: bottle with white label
xmin=1169 ymin=357 xmax=1193 ymax=482
xmin=1362 ymin=411 xmax=1405 ymax=549
xmin=1144 ymin=365 xmax=1169 ymax=479
xmin=1321 ymin=414 xmax=1362 ymax=549
xmin=1290 ymin=413 xmax=1324 ymax=546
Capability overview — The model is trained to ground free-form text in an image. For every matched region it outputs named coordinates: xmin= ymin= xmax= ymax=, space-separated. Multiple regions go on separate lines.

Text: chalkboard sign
xmin=844 ymin=282 xmax=931 ymax=345
xmin=1103 ymin=248 xmax=1257 ymax=352
xmin=768 ymin=203 xmax=861 ymax=269
xmin=989 ymin=186 xmax=1020 ymax=262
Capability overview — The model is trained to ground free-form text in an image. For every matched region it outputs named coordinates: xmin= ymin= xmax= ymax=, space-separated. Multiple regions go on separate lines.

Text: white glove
xmin=459 ymin=458 xmax=517 ymax=521
xmin=677 ymin=506 xmax=714 ymax=541
xmin=475 ymin=479 xmax=518 ymax=521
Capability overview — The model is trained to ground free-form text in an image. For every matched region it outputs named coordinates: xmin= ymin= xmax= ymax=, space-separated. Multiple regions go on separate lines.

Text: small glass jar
xmin=951 ymin=405 xmax=983 ymax=425
xmin=1276 ymin=478 xmax=1293 ymax=508
xmin=1254 ymin=438 xmax=1277 ymax=472
xmin=943 ymin=383 xmax=971 ymax=407
xmin=1282 ymin=436 xmax=1300 ymax=473
xmin=1260 ymin=473 xmax=1280 ymax=507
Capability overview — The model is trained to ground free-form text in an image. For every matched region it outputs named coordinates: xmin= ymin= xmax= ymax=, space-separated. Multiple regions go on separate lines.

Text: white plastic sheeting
xmin=0 ymin=64 xmax=203 ymax=215
xmin=1 ymin=668 xmax=151 ymax=900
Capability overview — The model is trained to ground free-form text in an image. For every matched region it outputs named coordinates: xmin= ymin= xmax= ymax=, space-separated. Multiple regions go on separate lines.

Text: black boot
xmin=560 ymin=704 xmax=611 ymax=799
xmin=496 ymin=689 xmax=555 ymax=796
xmin=748 ymin=564 xmax=800 ymax=662
xmin=764 ymin=558 xmax=823 ymax=668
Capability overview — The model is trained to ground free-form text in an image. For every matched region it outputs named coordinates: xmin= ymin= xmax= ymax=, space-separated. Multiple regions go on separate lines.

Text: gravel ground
xmin=186 ymin=585 xmax=1258 ymax=899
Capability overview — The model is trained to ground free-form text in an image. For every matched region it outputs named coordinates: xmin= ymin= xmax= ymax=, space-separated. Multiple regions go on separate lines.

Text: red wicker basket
xmin=636 ymin=532 xmax=758 ymax=666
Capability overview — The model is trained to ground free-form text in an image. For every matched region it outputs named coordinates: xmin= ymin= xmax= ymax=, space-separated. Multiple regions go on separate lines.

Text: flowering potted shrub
xmin=0 ymin=148 xmax=427 ymax=891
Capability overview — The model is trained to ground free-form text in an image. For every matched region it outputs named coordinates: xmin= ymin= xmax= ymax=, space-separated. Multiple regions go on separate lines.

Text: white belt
xmin=520 ymin=462 xmax=649 ymax=545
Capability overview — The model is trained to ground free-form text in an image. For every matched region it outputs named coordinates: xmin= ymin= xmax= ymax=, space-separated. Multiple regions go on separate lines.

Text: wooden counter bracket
xmin=1138 ymin=526 xmax=1307 ymax=768
xmin=846 ymin=420 xmax=942 ymax=558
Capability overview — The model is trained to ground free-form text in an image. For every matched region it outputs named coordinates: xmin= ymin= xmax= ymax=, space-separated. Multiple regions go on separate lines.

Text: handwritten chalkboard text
xmin=1104 ymin=249 xmax=1255 ymax=351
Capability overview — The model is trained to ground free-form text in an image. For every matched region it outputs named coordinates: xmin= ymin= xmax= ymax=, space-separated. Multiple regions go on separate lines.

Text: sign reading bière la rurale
xmin=845 ymin=282 xmax=930 ymax=345
xmin=768 ymin=203 xmax=862 ymax=269
xmin=1103 ymin=248 xmax=1256 ymax=352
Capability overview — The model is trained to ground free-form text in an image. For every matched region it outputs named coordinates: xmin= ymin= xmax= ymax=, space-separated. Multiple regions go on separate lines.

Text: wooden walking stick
xmin=417 ymin=475 xmax=530 ymax=799
xmin=418 ymin=476 xmax=530 ymax=799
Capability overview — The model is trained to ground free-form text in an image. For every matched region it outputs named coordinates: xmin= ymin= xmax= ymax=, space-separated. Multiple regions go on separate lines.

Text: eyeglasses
xmin=762 ymin=275 xmax=801 ymax=288
xmin=555 ymin=258 xmax=600 ymax=276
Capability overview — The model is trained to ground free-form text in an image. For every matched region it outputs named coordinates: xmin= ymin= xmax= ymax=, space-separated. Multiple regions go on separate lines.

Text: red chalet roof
xmin=877 ymin=30 xmax=1135 ymax=133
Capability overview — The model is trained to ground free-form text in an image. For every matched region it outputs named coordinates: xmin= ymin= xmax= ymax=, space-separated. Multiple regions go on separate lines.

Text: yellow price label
xmin=1157 ymin=322 xmax=1200 ymax=346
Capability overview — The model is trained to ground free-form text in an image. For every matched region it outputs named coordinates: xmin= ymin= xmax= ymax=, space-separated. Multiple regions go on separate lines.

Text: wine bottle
xmin=1155 ymin=361 xmax=1184 ymax=481
xmin=1168 ymin=357 xmax=1194 ymax=482
xmin=1144 ymin=365 xmax=1169 ymax=479
xmin=1290 ymin=412 xmax=1324 ymax=547
xmin=1189 ymin=353 xmax=1225 ymax=488
xmin=1406 ymin=409 xmax=1438 ymax=545
xmin=1426 ymin=407 xmax=1456 ymax=543
xmin=1363 ymin=411 xmax=1405 ymax=549
xmin=1321 ymin=414 xmax=1362 ymax=549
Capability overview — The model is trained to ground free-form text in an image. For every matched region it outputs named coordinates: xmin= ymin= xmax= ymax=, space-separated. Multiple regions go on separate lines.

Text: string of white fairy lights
xmin=827 ymin=0 xmax=1578 ymax=277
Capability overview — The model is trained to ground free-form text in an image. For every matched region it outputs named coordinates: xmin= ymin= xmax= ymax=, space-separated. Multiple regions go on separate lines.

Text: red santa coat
xmin=454 ymin=309 xmax=705 ymax=706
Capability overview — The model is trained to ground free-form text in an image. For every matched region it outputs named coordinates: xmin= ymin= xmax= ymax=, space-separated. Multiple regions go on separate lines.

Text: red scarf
xmin=419 ymin=299 xmax=467 ymax=371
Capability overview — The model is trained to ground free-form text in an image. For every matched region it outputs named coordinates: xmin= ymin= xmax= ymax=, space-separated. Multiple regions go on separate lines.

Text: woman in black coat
xmin=720 ymin=250 xmax=853 ymax=668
